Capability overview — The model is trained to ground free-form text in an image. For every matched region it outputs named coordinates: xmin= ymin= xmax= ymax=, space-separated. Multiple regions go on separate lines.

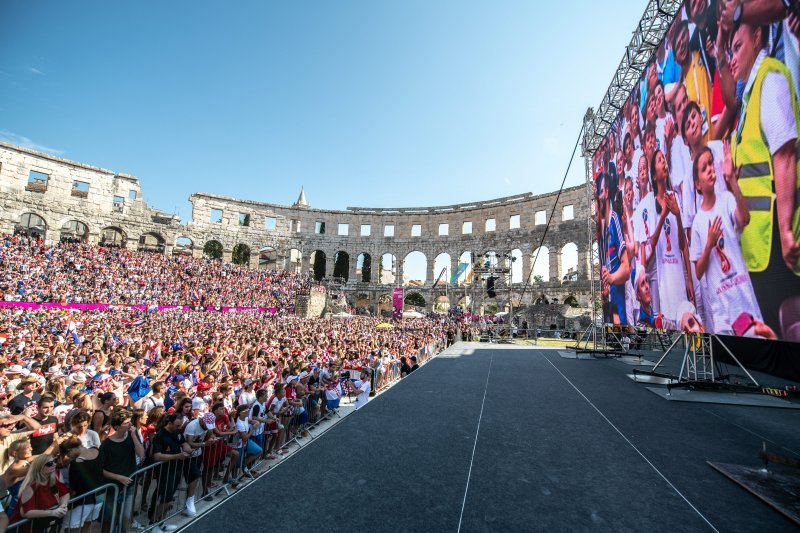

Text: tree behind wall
xmin=203 ymin=240 xmax=223 ymax=260
xmin=405 ymin=292 xmax=426 ymax=308
xmin=361 ymin=254 xmax=371 ymax=282
xmin=232 ymin=243 xmax=251 ymax=265
xmin=313 ymin=253 xmax=326 ymax=281
xmin=333 ymin=253 xmax=349 ymax=280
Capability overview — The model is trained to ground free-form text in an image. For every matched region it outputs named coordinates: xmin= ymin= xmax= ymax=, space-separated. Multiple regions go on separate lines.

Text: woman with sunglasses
xmin=2 ymin=439 xmax=32 ymax=520
xmin=8 ymin=454 xmax=69 ymax=532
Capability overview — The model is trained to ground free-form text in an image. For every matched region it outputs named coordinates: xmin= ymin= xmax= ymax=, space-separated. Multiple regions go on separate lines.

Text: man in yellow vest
xmin=728 ymin=20 xmax=800 ymax=337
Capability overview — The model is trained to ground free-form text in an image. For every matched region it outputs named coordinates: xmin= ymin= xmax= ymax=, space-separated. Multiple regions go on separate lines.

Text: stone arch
xmin=310 ymin=250 xmax=326 ymax=281
xmin=333 ymin=251 xmax=350 ymax=281
xmin=481 ymin=251 xmax=499 ymax=268
xmin=531 ymin=246 xmax=549 ymax=282
xmin=379 ymin=253 xmax=396 ymax=285
xmin=457 ymin=251 xmax=473 ymax=285
xmin=203 ymin=240 xmax=223 ymax=260
xmin=258 ymin=246 xmax=278 ymax=270
xmin=510 ymin=248 xmax=523 ymax=283
xmin=15 ymin=212 xmax=47 ymax=240
xmin=286 ymin=248 xmax=302 ymax=273
xmin=403 ymin=251 xmax=427 ymax=287
xmin=356 ymin=253 xmax=372 ymax=283
xmin=232 ymin=243 xmax=251 ymax=265
xmin=560 ymin=242 xmax=578 ymax=281
xmin=354 ymin=292 xmax=371 ymax=311
xmin=433 ymin=253 xmax=451 ymax=285
xmin=377 ymin=292 xmax=393 ymax=316
xmin=100 ymin=226 xmax=127 ymax=248
xmin=173 ymin=236 xmax=193 ymax=256
xmin=138 ymin=232 xmax=166 ymax=253
xmin=60 ymin=220 xmax=89 ymax=243
xmin=404 ymin=291 xmax=426 ymax=308
xmin=433 ymin=294 xmax=451 ymax=313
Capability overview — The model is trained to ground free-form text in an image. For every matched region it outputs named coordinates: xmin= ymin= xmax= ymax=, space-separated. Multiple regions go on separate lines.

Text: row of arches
xmin=14 ymin=213 xmax=169 ymax=253
xmin=304 ymin=245 xmax=586 ymax=285
xmin=13 ymin=211 xmax=596 ymax=280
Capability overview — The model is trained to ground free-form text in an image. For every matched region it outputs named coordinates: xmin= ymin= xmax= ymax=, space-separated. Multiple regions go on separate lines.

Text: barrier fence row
xmin=6 ymin=338 xmax=449 ymax=533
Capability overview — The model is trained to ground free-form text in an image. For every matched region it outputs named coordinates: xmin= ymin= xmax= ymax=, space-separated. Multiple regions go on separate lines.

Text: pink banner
xmin=392 ymin=288 xmax=404 ymax=320
xmin=0 ymin=302 xmax=278 ymax=314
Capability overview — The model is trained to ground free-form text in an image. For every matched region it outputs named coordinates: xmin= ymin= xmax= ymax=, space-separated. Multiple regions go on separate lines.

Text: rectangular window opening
xmin=439 ymin=223 xmax=449 ymax=236
xmin=210 ymin=208 xmax=223 ymax=223
xmin=462 ymin=221 xmax=472 ymax=234
xmin=265 ymin=216 xmax=277 ymax=230
xmin=26 ymin=170 xmax=49 ymax=193
xmin=510 ymin=214 xmax=520 ymax=229
xmin=562 ymin=205 xmax=574 ymax=221
xmin=384 ymin=224 xmax=395 ymax=237
xmin=360 ymin=224 xmax=371 ymax=237
xmin=535 ymin=210 xmax=546 ymax=225
xmin=315 ymin=221 xmax=326 ymax=234
xmin=72 ymin=181 xmax=89 ymax=198
xmin=411 ymin=224 xmax=422 ymax=237
xmin=338 ymin=223 xmax=349 ymax=236
xmin=485 ymin=218 xmax=496 ymax=232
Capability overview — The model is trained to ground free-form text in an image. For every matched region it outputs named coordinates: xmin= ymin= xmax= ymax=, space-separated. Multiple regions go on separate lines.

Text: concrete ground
xmin=190 ymin=342 xmax=800 ymax=532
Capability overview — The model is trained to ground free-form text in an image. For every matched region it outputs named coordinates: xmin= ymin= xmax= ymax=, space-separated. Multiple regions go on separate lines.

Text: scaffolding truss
xmin=581 ymin=0 xmax=683 ymax=157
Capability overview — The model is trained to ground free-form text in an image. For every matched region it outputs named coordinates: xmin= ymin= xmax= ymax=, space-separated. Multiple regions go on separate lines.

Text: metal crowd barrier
xmin=6 ymin=337 xmax=452 ymax=532
xmin=7 ymin=482 xmax=118 ymax=533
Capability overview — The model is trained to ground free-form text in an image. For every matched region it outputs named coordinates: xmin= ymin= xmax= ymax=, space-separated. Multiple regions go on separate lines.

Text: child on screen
xmin=688 ymin=144 xmax=774 ymax=338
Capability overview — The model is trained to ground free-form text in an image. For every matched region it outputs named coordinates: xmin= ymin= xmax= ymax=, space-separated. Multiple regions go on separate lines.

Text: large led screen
xmin=592 ymin=0 xmax=800 ymax=340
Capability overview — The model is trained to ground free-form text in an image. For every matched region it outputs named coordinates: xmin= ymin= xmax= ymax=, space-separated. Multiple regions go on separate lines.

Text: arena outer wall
xmin=0 ymin=141 xmax=595 ymax=314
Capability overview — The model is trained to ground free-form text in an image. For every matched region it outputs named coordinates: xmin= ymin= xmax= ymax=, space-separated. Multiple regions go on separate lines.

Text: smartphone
xmin=732 ymin=312 xmax=755 ymax=337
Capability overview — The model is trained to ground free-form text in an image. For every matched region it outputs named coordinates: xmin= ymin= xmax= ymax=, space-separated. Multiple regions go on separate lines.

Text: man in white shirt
xmin=352 ymin=369 xmax=372 ymax=411
xmin=182 ymin=413 xmax=217 ymax=516
xmin=141 ymin=382 xmax=166 ymax=413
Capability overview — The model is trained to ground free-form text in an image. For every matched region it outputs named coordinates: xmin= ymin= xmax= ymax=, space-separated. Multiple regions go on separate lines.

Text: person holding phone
xmin=690 ymin=144 xmax=775 ymax=338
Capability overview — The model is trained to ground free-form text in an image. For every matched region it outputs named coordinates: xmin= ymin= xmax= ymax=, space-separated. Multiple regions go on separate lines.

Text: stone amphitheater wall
xmin=0 ymin=142 xmax=596 ymax=310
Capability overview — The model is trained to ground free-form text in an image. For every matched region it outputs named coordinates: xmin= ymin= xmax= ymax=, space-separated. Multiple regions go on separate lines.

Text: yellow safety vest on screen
xmin=731 ymin=57 xmax=800 ymax=274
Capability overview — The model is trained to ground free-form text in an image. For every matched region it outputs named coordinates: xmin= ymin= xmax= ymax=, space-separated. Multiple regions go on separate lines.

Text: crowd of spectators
xmin=0 ymin=236 xmax=455 ymax=532
xmin=0 ymin=234 xmax=312 ymax=309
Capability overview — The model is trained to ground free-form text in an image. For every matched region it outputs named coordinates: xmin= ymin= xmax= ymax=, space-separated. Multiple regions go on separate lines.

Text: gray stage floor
xmin=191 ymin=343 xmax=800 ymax=532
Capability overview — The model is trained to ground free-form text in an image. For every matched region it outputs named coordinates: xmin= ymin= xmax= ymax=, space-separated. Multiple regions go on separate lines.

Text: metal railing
xmin=8 ymin=482 xmax=118 ymax=533
xmin=6 ymin=335 xmax=450 ymax=533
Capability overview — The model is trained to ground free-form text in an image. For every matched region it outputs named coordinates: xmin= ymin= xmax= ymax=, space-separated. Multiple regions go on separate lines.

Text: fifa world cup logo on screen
xmin=716 ymin=235 xmax=731 ymax=274
xmin=664 ymin=217 xmax=672 ymax=252
xmin=642 ymin=208 xmax=650 ymax=238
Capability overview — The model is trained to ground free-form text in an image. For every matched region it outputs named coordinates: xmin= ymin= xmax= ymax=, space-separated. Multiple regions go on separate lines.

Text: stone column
xmin=579 ymin=247 xmax=592 ymax=281
xmin=549 ymin=248 xmax=561 ymax=283
xmin=396 ymin=260 xmax=404 ymax=287
xmin=348 ymin=256 xmax=357 ymax=284
xmin=522 ymin=253 xmax=531 ymax=284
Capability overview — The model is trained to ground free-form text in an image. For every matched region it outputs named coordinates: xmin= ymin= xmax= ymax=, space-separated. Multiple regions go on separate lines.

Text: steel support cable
xmin=511 ymin=123 xmax=586 ymax=326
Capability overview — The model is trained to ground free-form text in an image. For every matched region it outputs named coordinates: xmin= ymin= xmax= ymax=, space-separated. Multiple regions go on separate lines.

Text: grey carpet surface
xmin=191 ymin=346 xmax=800 ymax=532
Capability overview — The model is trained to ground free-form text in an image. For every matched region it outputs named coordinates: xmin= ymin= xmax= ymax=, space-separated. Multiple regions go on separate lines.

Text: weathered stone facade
xmin=0 ymin=142 xmax=595 ymax=312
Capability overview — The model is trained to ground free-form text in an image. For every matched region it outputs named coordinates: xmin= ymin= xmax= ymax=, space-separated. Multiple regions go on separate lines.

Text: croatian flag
xmin=146 ymin=340 xmax=163 ymax=363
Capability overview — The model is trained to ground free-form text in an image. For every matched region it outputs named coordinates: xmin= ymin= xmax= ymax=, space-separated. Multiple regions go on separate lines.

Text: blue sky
xmin=1 ymin=1 xmax=643 ymax=221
